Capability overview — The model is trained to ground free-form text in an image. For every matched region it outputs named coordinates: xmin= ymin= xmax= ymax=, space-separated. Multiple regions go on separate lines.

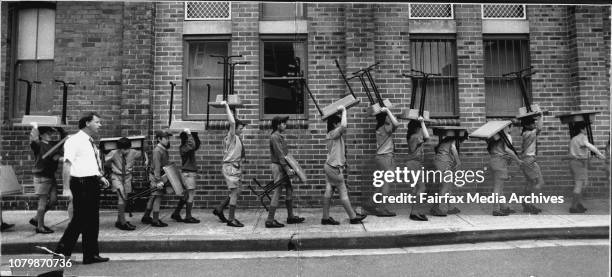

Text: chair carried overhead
xmin=351 ymin=63 xmax=392 ymax=116
xmin=400 ymin=69 xmax=439 ymax=122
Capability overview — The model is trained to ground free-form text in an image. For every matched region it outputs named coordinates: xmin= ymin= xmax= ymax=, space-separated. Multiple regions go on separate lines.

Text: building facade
xmin=1 ymin=2 xmax=610 ymax=209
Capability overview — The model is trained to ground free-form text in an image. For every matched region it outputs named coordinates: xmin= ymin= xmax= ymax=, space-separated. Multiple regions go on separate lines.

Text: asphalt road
xmin=3 ymin=240 xmax=609 ymax=277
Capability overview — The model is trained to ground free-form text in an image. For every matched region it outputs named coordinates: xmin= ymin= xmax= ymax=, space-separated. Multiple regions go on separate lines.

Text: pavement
xmin=1 ymin=198 xmax=609 ymax=255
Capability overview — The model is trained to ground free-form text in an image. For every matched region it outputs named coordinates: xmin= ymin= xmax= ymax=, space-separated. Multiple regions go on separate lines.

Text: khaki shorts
xmin=324 ymin=164 xmax=345 ymax=187
xmin=520 ymin=156 xmax=543 ymax=182
xmin=182 ymin=171 xmax=197 ymax=190
xmin=271 ymin=163 xmax=291 ymax=188
xmin=375 ymin=153 xmax=394 ymax=171
xmin=34 ymin=175 xmax=57 ymax=196
xmin=569 ymin=159 xmax=588 ymax=182
xmin=110 ymin=173 xmax=133 ymax=194
xmin=222 ymin=163 xmax=242 ymax=189
xmin=490 ymin=155 xmax=509 ymax=180
xmin=149 ymin=174 xmax=167 ymax=196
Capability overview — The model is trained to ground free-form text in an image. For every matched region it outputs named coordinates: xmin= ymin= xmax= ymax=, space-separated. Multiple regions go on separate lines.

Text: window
xmin=482 ymin=5 xmax=526 ymax=20
xmin=484 ymin=35 xmax=531 ymax=117
xmin=183 ymin=37 xmax=229 ymax=120
xmin=408 ymin=3 xmax=453 ymax=19
xmin=11 ymin=4 xmax=55 ymax=119
xmin=260 ymin=37 xmax=307 ymax=119
xmin=409 ymin=35 xmax=458 ymax=118
xmin=260 ymin=3 xmax=305 ymax=21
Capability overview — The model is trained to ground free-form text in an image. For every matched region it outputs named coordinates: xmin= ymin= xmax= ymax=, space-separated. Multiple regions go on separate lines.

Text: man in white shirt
xmin=55 ymin=112 xmax=110 ymax=264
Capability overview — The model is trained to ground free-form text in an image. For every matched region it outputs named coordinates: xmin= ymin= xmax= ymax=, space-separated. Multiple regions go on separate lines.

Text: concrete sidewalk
xmin=1 ymin=199 xmax=609 ymax=254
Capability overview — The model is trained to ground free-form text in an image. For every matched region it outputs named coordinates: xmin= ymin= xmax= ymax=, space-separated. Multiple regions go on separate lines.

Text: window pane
xmin=17 ymin=9 xmax=37 ymax=60
xmin=410 ymin=38 xmax=457 ymax=117
xmin=14 ymin=60 xmax=54 ymax=117
xmin=186 ymin=79 xmax=224 ymax=116
xmin=263 ymin=41 xmax=305 ymax=77
xmin=261 ymin=3 xmax=304 ymax=20
xmin=37 ymin=8 xmax=55 ymax=59
xmin=484 ymin=37 xmax=530 ymax=117
xmin=263 ymin=79 xmax=304 ymax=114
xmin=188 ymin=41 xmax=226 ymax=77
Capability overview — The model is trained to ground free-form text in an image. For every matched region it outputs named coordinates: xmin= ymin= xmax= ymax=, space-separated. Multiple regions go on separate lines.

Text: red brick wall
xmin=1 ymin=3 xmax=610 ymax=210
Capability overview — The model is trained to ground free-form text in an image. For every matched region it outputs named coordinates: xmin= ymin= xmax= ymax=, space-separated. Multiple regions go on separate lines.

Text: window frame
xmin=259 ymin=35 xmax=309 ymax=121
xmin=483 ymin=34 xmax=531 ymax=118
xmin=409 ymin=34 xmax=459 ymax=118
xmin=182 ymin=35 xmax=231 ymax=121
xmin=8 ymin=2 xmax=57 ymax=121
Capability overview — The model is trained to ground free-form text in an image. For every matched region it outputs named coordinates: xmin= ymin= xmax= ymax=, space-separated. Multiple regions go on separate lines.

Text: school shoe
xmin=212 ymin=209 xmax=228 ymax=223
xmin=30 ymin=218 xmax=53 ymax=233
xmin=492 ymin=210 xmax=509 ymax=216
xmin=170 ymin=213 xmax=183 ymax=222
xmin=287 ymin=216 xmax=305 ymax=224
xmin=265 ymin=220 xmax=285 ymax=228
xmin=82 ymin=255 xmax=110 ymax=265
xmin=381 ymin=208 xmax=397 ymax=217
xmin=125 ymin=222 xmax=137 ymax=229
xmin=577 ymin=203 xmax=588 ymax=211
xmin=141 ymin=216 xmax=153 ymax=224
xmin=522 ymin=204 xmax=542 ymax=214
xmin=150 ymin=220 xmax=168 ymax=227
xmin=430 ymin=207 xmax=447 ymax=217
xmin=447 ymin=207 xmax=461 ymax=215
xmin=227 ymin=219 xmax=244 ymax=227
xmin=36 ymin=227 xmax=54 ymax=234
xmin=500 ymin=207 xmax=516 ymax=214
xmin=183 ymin=217 xmax=200 ymax=224
xmin=115 ymin=221 xmax=136 ymax=231
xmin=349 ymin=214 xmax=367 ymax=224
xmin=321 ymin=217 xmax=340 ymax=225
xmin=569 ymin=206 xmax=587 ymax=213
xmin=1 ymin=222 xmax=15 ymax=232
xmin=409 ymin=213 xmax=428 ymax=221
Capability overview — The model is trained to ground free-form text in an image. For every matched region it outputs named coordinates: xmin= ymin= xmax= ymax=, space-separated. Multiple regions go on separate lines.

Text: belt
xmin=71 ymin=176 xmax=98 ymax=181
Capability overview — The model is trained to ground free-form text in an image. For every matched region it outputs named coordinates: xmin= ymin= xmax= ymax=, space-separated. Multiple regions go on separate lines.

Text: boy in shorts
xmin=29 ymin=122 xmax=66 ymax=233
xmin=568 ymin=122 xmax=605 ymax=213
xmin=105 ymin=137 xmax=147 ymax=230
xmin=171 ymin=129 xmax=201 ymax=224
xmin=519 ymin=115 xmax=545 ymax=214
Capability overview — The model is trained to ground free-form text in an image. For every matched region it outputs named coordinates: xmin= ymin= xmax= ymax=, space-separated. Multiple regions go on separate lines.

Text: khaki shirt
xmin=521 ymin=129 xmax=538 ymax=157
xmin=569 ymin=133 xmax=589 ymax=160
xmin=376 ymin=119 xmax=396 ymax=155
xmin=223 ymin=132 xmax=244 ymax=164
xmin=326 ymin=126 xmax=346 ymax=167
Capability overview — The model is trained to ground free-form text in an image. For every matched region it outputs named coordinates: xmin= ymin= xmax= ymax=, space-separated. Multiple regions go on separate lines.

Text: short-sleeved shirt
xmin=105 ymin=149 xmax=142 ymax=176
xmin=270 ymin=132 xmax=289 ymax=166
xmin=521 ymin=129 xmax=538 ymax=157
xmin=406 ymin=133 xmax=424 ymax=162
xmin=150 ymin=143 xmax=170 ymax=183
xmin=326 ymin=126 xmax=347 ymax=167
xmin=223 ymin=132 xmax=244 ymax=164
xmin=31 ymin=140 xmax=61 ymax=177
xmin=63 ymin=130 xmax=102 ymax=177
xmin=376 ymin=120 xmax=396 ymax=155
xmin=488 ymin=137 xmax=508 ymax=157
xmin=569 ymin=133 xmax=590 ymax=160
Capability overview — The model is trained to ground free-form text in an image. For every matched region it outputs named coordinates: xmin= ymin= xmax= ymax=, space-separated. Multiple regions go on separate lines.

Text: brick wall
xmin=1 ymin=3 xmax=610 ymax=211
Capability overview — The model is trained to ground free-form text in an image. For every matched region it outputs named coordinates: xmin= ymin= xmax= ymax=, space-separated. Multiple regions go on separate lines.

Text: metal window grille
xmin=409 ymin=4 xmax=453 ymax=19
xmin=482 ymin=5 xmax=526 ymax=19
xmin=185 ymin=1 xmax=231 ymax=20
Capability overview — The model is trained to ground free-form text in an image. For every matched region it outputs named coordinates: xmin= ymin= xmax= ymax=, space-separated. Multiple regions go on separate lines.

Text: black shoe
xmin=227 ymin=219 xmax=244 ymax=227
xmin=287 ymin=216 xmax=305 ymax=224
xmin=212 ymin=209 xmax=228 ymax=223
xmin=151 ymin=220 xmax=168 ymax=227
xmin=410 ymin=213 xmax=429 ymax=221
xmin=430 ymin=207 xmax=447 ymax=217
xmin=29 ymin=218 xmax=37 ymax=227
xmin=321 ymin=217 xmax=340 ymax=225
xmin=171 ymin=213 xmax=183 ymax=222
xmin=115 ymin=221 xmax=136 ymax=231
xmin=183 ymin=217 xmax=200 ymax=224
xmin=569 ymin=206 xmax=587 ymax=213
xmin=83 ymin=255 xmax=109 ymax=265
xmin=36 ymin=227 xmax=54 ymax=234
xmin=500 ymin=207 xmax=516 ymax=214
xmin=523 ymin=204 xmax=542 ymax=215
xmin=125 ymin=221 xmax=137 ymax=229
xmin=492 ymin=210 xmax=509 ymax=216
xmin=349 ymin=214 xmax=367 ymax=224
xmin=382 ymin=208 xmax=397 ymax=217
xmin=577 ymin=203 xmax=588 ymax=211
xmin=1 ymin=222 xmax=15 ymax=232
xmin=265 ymin=220 xmax=285 ymax=228
xmin=447 ymin=207 xmax=461 ymax=215
xmin=141 ymin=216 xmax=152 ymax=224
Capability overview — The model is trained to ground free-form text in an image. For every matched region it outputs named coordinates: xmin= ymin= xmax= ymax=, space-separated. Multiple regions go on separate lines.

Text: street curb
xmin=2 ymin=226 xmax=608 ymax=255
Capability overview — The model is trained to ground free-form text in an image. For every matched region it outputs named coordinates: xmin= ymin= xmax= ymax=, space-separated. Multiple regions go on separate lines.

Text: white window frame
xmin=184 ymin=1 xmax=231 ymax=21
xmin=408 ymin=3 xmax=454 ymax=20
xmin=481 ymin=4 xmax=527 ymax=20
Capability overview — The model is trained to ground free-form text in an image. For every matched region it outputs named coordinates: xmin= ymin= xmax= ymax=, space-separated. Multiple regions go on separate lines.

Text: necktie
xmin=89 ymin=138 xmax=102 ymax=174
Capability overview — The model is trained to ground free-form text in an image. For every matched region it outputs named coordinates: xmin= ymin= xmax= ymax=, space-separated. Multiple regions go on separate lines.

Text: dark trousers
xmin=56 ymin=176 xmax=101 ymax=258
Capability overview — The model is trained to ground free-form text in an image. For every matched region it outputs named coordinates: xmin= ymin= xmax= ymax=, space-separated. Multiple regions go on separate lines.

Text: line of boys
xmin=22 ymin=108 xmax=608 ymax=233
